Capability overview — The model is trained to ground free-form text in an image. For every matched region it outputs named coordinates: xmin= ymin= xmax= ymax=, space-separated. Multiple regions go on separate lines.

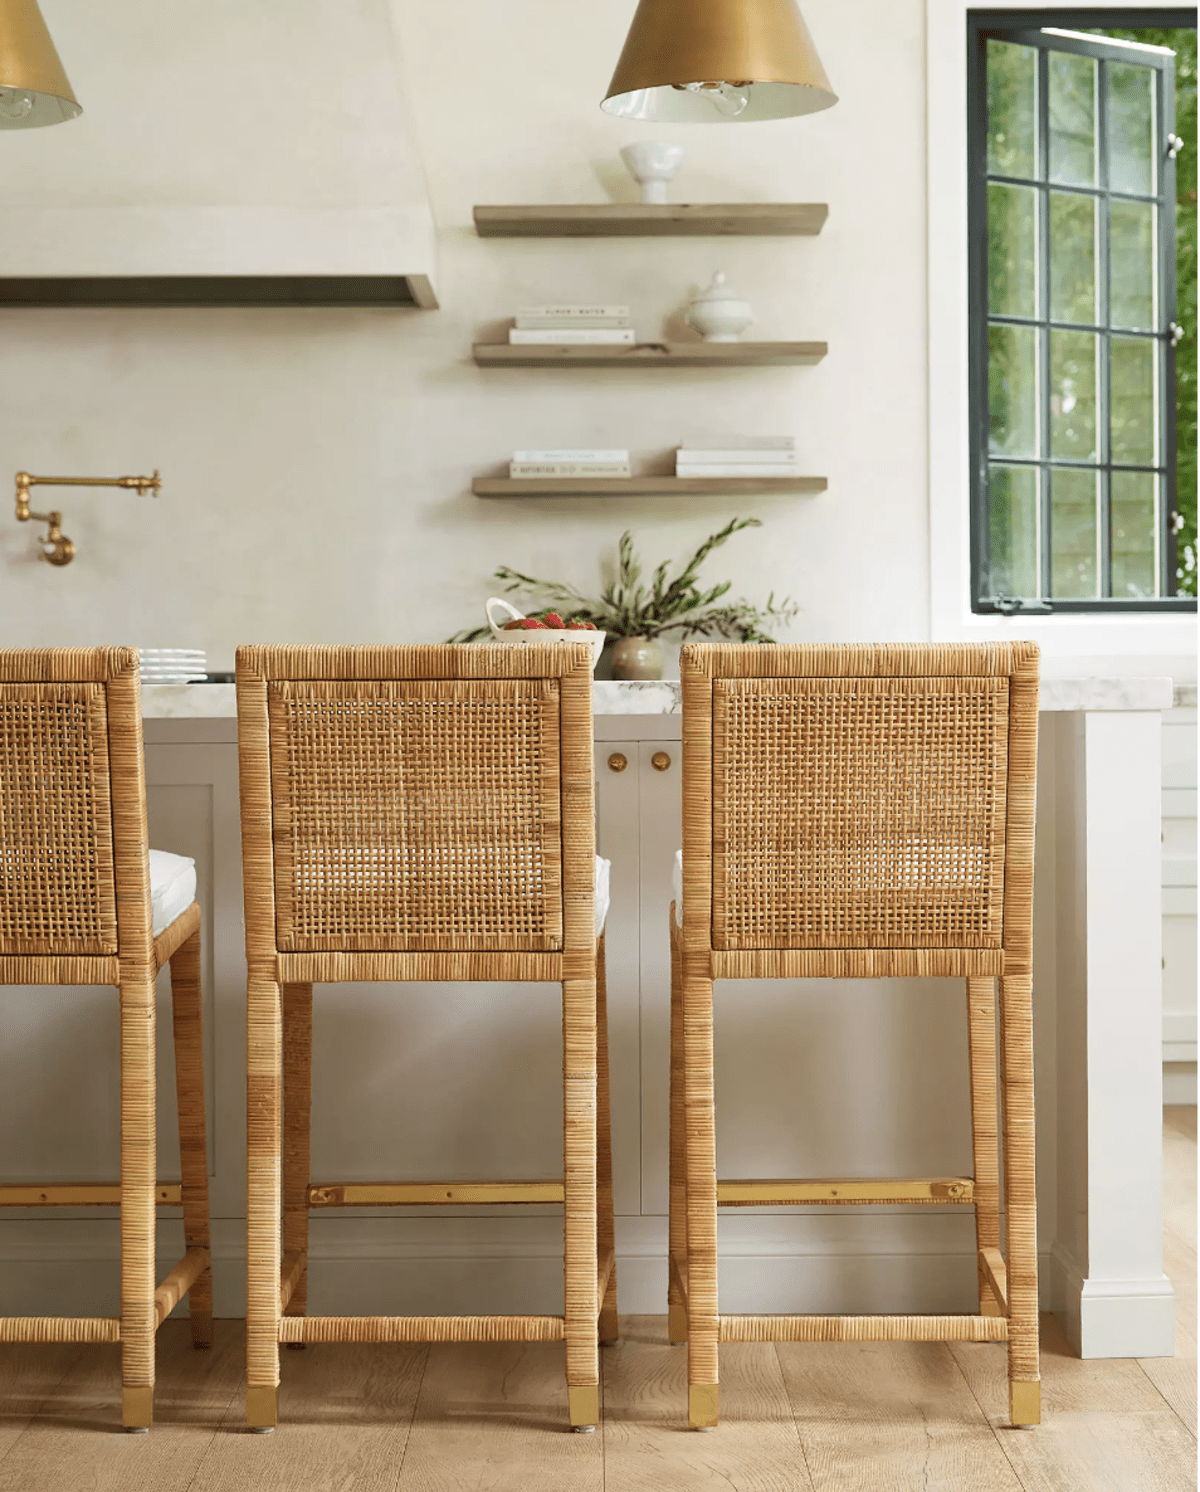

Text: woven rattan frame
xmin=670 ymin=643 xmax=1040 ymax=1429
xmin=0 ymin=649 xmax=213 ymax=1430
xmin=236 ymin=644 xmax=615 ymax=1432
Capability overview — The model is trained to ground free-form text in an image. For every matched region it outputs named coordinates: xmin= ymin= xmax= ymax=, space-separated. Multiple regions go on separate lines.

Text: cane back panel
xmin=266 ymin=678 xmax=565 ymax=952
xmin=711 ymin=674 xmax=1010 ymax=951
xmin=0 ymin=681 xmax=118 ymax=957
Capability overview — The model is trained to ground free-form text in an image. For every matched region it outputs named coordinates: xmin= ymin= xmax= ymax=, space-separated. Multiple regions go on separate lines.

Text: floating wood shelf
xmin=474 ymin=341 xmax=826 ymax=369
xmin=474 ymin=476 xmax=827 ymax=499
xmin=473 ymin=204 xmax=828 ymax=238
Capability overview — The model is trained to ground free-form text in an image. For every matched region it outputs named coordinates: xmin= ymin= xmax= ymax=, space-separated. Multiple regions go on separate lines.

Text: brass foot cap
xmin=245 ymin=1385 xmax=278 ymax=1431
xmin=568 ymin=1386 xmax=599 ymax=1430
xmin=573 ymin=1424 xmax=596 ymax=1434
xmin=122 ymin=1386 xmax=154 ymax=1430
xmin=1010 ymin=1380 xmax=1041 ymax=1427
xmin=689 ymin=1384 xmax=719 ymax=1430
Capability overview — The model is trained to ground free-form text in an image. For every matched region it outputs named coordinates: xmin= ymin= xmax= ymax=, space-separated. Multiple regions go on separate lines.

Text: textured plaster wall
xmin=0 ymin=0 xmax=929 ymax=666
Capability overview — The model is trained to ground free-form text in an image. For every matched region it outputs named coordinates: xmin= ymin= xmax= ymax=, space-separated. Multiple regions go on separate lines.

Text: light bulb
xmin=678 ymin=81 xmax=751 ymax=118
xmin=0 ymin=88 xmax=34 ymax=121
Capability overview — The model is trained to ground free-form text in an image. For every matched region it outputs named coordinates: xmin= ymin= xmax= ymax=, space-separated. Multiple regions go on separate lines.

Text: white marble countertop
xmin=139 ymin=676 xmax=1175 ymax=719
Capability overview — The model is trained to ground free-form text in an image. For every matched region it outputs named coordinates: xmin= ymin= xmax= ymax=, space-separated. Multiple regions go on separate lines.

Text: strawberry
xmin=503 ymin=618 xmax=525 ymax=630
xmin=540 ymin=611 xmax=565 ymax=629
xmin=567 ymin=617 xmax=597 ymax=630
xmin=517 ymin=616 xmax=547 ymax=629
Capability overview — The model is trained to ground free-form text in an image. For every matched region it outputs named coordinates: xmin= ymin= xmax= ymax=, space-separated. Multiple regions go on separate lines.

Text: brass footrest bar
xmin=307 ymin=1180 xmax=565 ymax=1207
xmin=719 ymin=1313 xmax=1008 ymax=1343
xmin=278 ymin=1314 xmax=566 ymax=1344
xmin=0 ymin=1183 xmax=182 ymax=1207
xmin=0 ymin=1317 xmax=120 ymax=1343
xmin=716 ymin=1176 xmax=974 ymax=1207
xmin=279 ymin=1251 xmax=306 ymax=1314
xmin=154 ymin=1247 xmax=211 ymax=1329
xmin=979 ymin=1246 xmax=1009 ymax=1314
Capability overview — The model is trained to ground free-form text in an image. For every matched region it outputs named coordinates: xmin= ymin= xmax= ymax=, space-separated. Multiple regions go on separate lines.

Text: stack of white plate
xmin=138 ymin=649 xmax=208 ymax=683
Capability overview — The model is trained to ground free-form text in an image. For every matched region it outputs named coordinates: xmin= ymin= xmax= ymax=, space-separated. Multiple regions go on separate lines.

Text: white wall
xmin=0 ymin=0 xmax=929 ymax=666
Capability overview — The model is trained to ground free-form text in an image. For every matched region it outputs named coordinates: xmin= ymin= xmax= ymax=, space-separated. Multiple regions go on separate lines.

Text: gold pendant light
xmin=0 ymin=0 xmax=80 ymax=128
xmin=602 ymin=0 xmax=836 ymax=122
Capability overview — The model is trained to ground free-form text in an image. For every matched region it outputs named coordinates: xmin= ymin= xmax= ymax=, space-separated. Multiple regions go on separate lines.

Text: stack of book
xmin=509 ymin=305 xmax=635 ymax=346
xmin=510 ymin=450 xmax=632 ymax=478
xmin=675 ymin=437 xmax=797 ymax=478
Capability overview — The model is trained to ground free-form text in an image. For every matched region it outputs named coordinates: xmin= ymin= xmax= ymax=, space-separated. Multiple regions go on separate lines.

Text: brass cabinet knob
xmin=608 ymin=752 xmax=628 ymax=773
xmin=651 ymin=751 xmax=672 ymax=772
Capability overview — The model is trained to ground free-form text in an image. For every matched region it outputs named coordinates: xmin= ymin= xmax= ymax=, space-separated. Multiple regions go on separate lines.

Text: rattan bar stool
xmin=669 ymin=642 xmax=1040 ymax=1430
xmin=236 ymin=643 xmax=616 ymax=1432
xmin=0 ymin=647 xmax=213 ymax=1430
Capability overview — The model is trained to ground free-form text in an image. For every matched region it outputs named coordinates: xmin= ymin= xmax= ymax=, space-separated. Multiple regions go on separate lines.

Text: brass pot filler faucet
xmin=14 ymin=470 xmax=162 ymax=566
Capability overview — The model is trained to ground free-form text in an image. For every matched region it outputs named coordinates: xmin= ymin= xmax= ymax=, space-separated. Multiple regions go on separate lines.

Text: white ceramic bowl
xmin=485 ymin=597 xmax=605 ymax=668
xmin=620 ymin=140 xmax=685 ymax=204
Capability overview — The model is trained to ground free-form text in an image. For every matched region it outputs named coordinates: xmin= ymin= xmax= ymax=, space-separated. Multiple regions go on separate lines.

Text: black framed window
xmin=969 ymin=9 xmax=1197 ymax=613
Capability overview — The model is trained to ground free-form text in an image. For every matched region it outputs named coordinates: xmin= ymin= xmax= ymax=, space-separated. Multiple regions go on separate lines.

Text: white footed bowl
xmin=620 ymin=140 xmax=685 ymax=204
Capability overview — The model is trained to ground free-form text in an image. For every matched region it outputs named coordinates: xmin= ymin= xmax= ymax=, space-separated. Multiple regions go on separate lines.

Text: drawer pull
xmin=652 ymin=751 xmax=672 ymax=772
xmin=608 ymin=752 xmax=628 ymax=773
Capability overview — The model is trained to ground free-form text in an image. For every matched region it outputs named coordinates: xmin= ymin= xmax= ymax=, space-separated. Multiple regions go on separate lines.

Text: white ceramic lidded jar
xmin=684 ymin=272 xmax=754 ymax=343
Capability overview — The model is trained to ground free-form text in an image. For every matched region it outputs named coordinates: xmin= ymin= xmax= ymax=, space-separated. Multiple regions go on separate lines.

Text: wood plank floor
xmin=0 ymin=1112 xmax=1193 ymax=1492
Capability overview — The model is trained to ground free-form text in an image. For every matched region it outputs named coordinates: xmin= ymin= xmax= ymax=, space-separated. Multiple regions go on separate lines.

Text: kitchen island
xmin=0 ymin=677 xmax=1174 ymax=1361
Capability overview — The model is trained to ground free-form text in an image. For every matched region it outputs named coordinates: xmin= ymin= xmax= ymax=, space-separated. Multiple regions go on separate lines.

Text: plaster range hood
xmin=0 ymin=0 xmax=438 ymax=308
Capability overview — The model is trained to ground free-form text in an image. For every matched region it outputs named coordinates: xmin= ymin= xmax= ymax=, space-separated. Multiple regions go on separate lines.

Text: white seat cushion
xmin=150 ymin=849 xmax=197 ymax=936
xmin=594 ymin=855 xmax=611 ymax=938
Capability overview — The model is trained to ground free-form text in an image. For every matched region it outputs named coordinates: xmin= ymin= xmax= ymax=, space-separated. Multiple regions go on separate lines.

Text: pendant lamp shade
xmin=602 ymin=0 xmax=836 ymax=122
xmin=0 ymin=0 xmax=80 ymax=128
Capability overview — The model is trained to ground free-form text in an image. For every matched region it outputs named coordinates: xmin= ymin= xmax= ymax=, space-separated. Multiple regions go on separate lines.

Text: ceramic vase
xmin=610 ymin=636 xmax=664 ymax=680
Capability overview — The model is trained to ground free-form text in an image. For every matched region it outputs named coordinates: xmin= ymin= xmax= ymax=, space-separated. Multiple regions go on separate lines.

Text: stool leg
xmin=595 ymin=937 xmax=619 ymax=1344
xmin=246 ymin=970 xmax=283 ymax=1431
xmin=667 ymin=912 xmax=687 ymax=1344
xmin=120 ymin=967 xmax=157 ymax=1431
xmin=283 ymin=982 xmax=313 ymax=1344
xmin=999 ymin=972 xmax=1040 ymax=1426
xmin=563 ymin=970 xmax=599 ymax=1430
xmin=966 ymin=977 xmax=1002 ymax=1316
xmin=170 ymin=926 xmax=213 ymax=1347
xmin=684 ymin=961 xmax=718 ymax=1429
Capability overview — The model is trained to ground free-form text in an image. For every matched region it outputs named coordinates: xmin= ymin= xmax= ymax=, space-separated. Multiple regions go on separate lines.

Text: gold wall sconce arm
xmin=14 ymin=470 xmax=161 ymax=566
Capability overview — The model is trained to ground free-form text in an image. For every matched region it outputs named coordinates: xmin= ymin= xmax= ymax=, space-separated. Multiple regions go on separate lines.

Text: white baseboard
xmin=1051 ymin=1243 xmax=1176 ymax=1359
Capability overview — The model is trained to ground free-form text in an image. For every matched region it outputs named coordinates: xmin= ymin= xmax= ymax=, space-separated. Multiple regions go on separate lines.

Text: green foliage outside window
xmin=1099 ymin=28 xmax=1197 ymax=594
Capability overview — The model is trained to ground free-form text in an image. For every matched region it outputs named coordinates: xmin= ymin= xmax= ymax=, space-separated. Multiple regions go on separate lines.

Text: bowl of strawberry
xmin=485 ymin=597 xmax=605 ymax=667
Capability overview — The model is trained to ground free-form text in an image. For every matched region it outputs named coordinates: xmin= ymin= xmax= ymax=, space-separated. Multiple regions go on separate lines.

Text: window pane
xmin=989 ymin=183 xmax=1038 ymax=318
xmin=1049 ymin=330 xmax=1097 ymax=459
xmin=1050 ymin=190 xmax=1097 ymax=323
xmin=1049 ymin=51 xmax=1096 ymax=186
xmin=1110 ymin=62 xmax=1156 ymax=197
xmin=1110 ymin=198 xmax=1157 ymax=330
xmin=987 ymin=464 xmax=1040 ymax=597
xmin=988 ymin=40 xmax=1037 ymax=178
xmin=1111 ymin=471 xmax=1158 ymax=597
xmin=1050 ymin=467 xmax=1099 ymax=596
xmin=1111 ymin=334 xmax=1157 ymax=465
xmin=989 ymin=323 xmax=1039 ymax=456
